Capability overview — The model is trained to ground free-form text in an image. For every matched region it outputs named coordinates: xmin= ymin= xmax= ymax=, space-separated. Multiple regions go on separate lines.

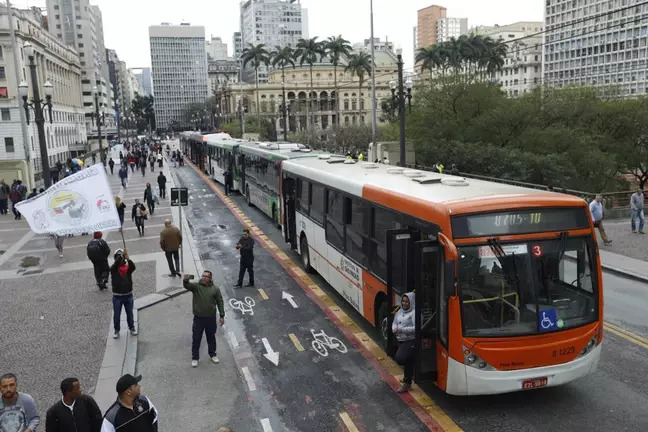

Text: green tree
xmin=415 ymin=45 xmax=443 ymax=79
xmin=241 ymin=43 xmax=270 ymax=127
xmin=131 ymin=93 xmax=156 ymax=132
xmin=345 ymin=51 xmax=372 ymax=121
xmin=295 ymin=37 xmax=326 ymax=127
xmin=325 ymin=35 xmax=352 ymax=126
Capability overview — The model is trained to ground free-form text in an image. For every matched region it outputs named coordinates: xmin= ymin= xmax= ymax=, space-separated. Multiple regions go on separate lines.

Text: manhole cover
xmin=20 ymin=256 xmax=40 ymax=268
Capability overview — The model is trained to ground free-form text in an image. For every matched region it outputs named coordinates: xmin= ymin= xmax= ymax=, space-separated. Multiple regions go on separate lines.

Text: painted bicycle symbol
xmin=310 ymin=329 xmax=348 ymax=357
xmin=229 ymin=297 xmax=256 ymax=316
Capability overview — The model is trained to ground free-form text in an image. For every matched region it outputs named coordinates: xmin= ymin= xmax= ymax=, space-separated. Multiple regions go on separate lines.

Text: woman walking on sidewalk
xmin=115 ymin=196 xmax=126 ymax=229
xmin=51 ymin=233 xmax=64 ymax=258
xmin=132 ymin=199 xmax=148 ymax=236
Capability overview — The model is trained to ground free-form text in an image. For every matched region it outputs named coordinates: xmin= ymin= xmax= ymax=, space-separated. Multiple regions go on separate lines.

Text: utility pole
xmin=369 ymin=0 xmax=377 ymax=147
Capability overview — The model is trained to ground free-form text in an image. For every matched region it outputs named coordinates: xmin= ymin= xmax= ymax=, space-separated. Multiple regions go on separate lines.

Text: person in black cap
xmin=101 ymin=374 xmax=158 ymax=432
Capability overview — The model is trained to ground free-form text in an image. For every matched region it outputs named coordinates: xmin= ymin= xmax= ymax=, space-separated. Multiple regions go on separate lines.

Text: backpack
xmin=9 ymin=185 xmax=20 ymax=201
xmin=87 ymin=240 xmax=105 ymax=261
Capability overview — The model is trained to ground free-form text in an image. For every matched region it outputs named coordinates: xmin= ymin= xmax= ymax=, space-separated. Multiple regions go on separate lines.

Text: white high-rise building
xmin=0 ymin=6 xmax=87 ymax=187
xmin=46 ymin=0 xmax=116 ymax=139
xmin=240 ymin=0 xmax=308 ymax=83
xmin=437 ymin=17 xmax=468 ymax=43
xmin=206 ymin=36 xmax=228 ymax=61
xmin=473 ymin=22 xmax=543 ymax=97
xmin=149 ymin=23 xmax=209 ymax=130
xmin=543 ymin=0 xmax=648 ymax=96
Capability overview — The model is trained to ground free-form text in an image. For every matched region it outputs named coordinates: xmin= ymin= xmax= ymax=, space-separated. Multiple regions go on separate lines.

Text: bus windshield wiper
xmin=487 ymin=238 xmax=520 ymax=285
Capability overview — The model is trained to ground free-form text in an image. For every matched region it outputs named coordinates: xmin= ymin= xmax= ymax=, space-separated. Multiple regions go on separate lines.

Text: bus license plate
xmin=522 ymin=377 xmax=548 ymax=390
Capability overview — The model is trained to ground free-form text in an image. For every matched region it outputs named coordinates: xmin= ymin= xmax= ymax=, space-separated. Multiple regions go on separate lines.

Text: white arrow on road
xmin=282 ymin=291 xmax=298 ymax=309
xmin=262 ymin=338 xmax=280 ymax=366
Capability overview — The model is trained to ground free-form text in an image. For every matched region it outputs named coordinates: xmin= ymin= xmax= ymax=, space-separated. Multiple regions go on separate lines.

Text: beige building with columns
xmin=218 ymin=48 xmax=400 ymax=135
xmin=0 ymin=6 xmax=86 ymax=188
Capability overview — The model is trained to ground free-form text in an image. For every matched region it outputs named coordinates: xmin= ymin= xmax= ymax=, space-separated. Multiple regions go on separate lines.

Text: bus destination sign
xmin=452 ymin=208 xmax=590 ymax=238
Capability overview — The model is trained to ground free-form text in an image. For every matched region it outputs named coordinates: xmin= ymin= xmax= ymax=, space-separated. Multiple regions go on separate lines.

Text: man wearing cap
xmin=101 ymin=374 xmax=158 ymax=432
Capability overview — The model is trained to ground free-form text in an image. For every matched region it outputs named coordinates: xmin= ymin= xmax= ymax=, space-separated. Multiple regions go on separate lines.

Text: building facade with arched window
xmin=219 ymin=49 xmax=400 ymax=136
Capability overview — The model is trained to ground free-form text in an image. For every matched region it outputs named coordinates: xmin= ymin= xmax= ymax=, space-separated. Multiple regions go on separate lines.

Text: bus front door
xmin=414 ymin=240 xmax=440 ymax=382
xmin=386 ymin=229 xmax=416 ymax=353
xmin=283 ymin=177 xmax=297 ymax=249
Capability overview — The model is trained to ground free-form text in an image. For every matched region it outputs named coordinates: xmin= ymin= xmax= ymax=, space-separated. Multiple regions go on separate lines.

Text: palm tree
xmin=241 ymin=43 xmax=270 ymax=127
xmin=415 ymin=45 xmax=442 ymax=80
xmin=295 ymin=37 xmax=326 ymax=127
xmin=271 ymin=46 xmax=296 ymax=139
xmin=325 ymin=35 xmax=352 ymax=126
xmin=345 ymin=51 xmax=372 ymax=121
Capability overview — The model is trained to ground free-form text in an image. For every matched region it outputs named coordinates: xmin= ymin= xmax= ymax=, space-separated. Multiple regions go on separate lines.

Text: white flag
xmin=16 ymin=164 xmax=121 ymax=236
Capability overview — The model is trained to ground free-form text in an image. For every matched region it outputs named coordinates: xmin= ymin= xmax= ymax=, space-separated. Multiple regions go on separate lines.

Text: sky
xmin=14 ymin=0 xmax=543 ymax=70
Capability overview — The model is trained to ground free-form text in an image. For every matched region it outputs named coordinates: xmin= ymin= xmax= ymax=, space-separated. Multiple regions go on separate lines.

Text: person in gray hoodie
xmin=392 ymin=292 xmax=416 ymax=393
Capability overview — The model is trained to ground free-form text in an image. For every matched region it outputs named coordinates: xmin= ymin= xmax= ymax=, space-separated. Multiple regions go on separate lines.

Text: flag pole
xmin=120 ymin=228 xmax=127 ymax=250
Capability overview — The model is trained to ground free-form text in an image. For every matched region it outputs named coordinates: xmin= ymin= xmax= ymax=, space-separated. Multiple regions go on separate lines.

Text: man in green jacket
xmin=183 ymin=271 xmax=225 ymax=368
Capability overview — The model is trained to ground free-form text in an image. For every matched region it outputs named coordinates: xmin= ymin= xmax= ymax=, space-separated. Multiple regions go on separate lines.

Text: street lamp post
xmin=281 ymin=82 xmax=288 ymax=141
xmin=18 ymin=42 xmax=53 ymax=187
xmin=93 ymin=86 xmax=106 ymax=165
xmin=405 ymin=76 xmax=413 ymax=114
xmin=389 ymin=50 xmax=407 ymax=167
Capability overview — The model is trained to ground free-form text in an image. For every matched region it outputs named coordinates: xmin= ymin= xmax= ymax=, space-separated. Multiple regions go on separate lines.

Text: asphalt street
xmin=171 ymin=159 xmax=648 ymax=432
xmin=169 ymin=165 xmax=431 ymax=431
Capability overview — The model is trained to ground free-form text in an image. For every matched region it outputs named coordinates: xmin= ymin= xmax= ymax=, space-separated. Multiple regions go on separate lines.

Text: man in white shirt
xmin=589 ymin=195 xmax=612 ymax=245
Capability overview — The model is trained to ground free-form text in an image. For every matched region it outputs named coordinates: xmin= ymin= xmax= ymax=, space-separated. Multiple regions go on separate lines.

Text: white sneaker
xmin=130 ymin=329 xmax=138 ymax=336
xmin=211 ymin=356 xmax=220 ymax=364
xmin=191 ymin=360 xmax=198 ymax=368
xmin=113 ymin=331 xmax=119 ymax=339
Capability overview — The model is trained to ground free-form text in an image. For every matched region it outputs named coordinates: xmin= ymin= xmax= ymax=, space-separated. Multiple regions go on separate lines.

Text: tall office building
xmin=131 ymin=68 xmax=153 ymax=96
xmin=543 ymin=0 xmax=648 ymax=96
xmin=46 ymin=0 xmax=115 ymax=136
xmin=149 ymin=23 xmax=209 ymax=130
xmin=233 ymin=31 xmax=243 ymax=61
xmin=474 ymin=22 xmax=543 ymax=97
xmin=206 ymin=36 xmax=228 ymax=61
xmin=240 ymin=0 xmax=308 ymax=83
xmin=436 ymin=17 xmax=468 ymax=43
xmin=417 ymin=5 xmax=447 ymax=48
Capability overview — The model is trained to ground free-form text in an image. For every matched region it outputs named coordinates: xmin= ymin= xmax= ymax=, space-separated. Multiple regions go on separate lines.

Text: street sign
xmin=170 ymin=187 xmax=188 ymax=206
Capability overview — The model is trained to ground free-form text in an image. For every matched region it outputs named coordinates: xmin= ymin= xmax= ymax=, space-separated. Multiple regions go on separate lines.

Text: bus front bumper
xmin=445 ymin=344 xmax=602 ymax=396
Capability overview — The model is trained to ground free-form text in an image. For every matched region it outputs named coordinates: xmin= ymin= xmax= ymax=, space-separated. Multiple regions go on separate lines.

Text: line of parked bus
xmin=180 ymin=131 xmax=604 ymax=396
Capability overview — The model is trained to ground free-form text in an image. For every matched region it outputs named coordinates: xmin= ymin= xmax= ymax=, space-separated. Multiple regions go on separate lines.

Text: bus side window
xmin=297 ymin=179 xmax=310 ymax=215
xmin=310 ymin=183 xmax=325 ymax=225
xmin=345 ymin=198 xmax=369 ymax=267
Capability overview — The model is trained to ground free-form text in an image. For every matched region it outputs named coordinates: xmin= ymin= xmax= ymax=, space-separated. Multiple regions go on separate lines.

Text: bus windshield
xmin=457 ymin=236 xmax=598 ymax=337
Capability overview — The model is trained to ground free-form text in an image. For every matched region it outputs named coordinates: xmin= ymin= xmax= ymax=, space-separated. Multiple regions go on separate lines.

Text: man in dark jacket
xmin=101 ymin=374 xmax=158 ymax=432
xmin=183 ymin=271 xmax=225 ymax=367
xmin=108 ymin=158 xmax=115 ymax=175
xmin=156 ymin=172 xmax=167 ymax=199
xmin=45 ymin=377 xmax=102 ymax=432
xmin=110 ymin=249 xmax=137 ymax=339
xmin=87 ymin=231 xmax=110 ymax=290
xmin=234 ymin=228 xmax=255 ymax=287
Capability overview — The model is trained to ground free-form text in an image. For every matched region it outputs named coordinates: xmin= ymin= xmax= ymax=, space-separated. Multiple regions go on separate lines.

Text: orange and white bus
xmin=280 ymin=156 xmax=603 ymax=395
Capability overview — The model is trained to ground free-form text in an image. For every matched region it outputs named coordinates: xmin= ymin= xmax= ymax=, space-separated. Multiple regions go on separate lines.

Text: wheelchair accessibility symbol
xmin=539 ymin=309 xmax=559 ymax=332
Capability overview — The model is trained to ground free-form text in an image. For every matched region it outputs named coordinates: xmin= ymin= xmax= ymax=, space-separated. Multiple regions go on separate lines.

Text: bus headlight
xmin=467 ymin=354 xmax=476 ymax=364
xmin=578 ymin=335 xmax=599 ymax=358
xmin=463 ymin=346 xmax=495 ymax=371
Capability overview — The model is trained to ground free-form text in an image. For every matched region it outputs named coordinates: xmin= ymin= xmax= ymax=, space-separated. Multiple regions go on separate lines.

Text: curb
xmin=600 ymin=263 xmax=648 ymax=284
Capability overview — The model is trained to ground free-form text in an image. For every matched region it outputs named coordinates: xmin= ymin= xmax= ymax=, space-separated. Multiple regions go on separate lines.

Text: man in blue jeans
xmin=109 ymin=248 xmax=137 ymax=339
xmin=630 ymin=188 xmax=645 ymax=234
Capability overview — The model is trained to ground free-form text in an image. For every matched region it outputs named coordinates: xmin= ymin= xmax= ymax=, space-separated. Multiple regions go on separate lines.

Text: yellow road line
xmin=258 ymin=288 xmax=269 ymax=300
xmin=604 ymin=321 xmax=648 ymax=345
xmin=604 ymin=325 xmax=648 ymax=350
xmin=339 ymin=412 xmax=360 ymax=432
xmin=288 ymin=333 xmax=305 ymax=352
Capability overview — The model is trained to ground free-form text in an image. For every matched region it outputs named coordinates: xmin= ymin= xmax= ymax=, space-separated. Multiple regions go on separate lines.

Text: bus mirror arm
xmin=438 ymin=233 xmax=459 ymax=297
xmin=438 ymin=232 xmax=459 ymax=262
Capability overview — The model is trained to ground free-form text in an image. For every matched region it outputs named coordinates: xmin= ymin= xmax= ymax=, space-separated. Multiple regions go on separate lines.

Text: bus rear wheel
xmin=300 ymin=236 xmax=313 ymax=273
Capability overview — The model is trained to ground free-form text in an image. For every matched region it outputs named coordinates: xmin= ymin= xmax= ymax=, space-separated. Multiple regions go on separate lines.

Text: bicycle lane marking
xmin=186 ymin=158 xmax=460 ymax=432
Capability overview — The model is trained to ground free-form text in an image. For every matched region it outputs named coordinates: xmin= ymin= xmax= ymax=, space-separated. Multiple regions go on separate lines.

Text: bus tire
xmin=246 ymin=186 xmax=252 ymax=207
xmin=300 ymin=235 xmax=313 ymax=273
xmin=272 ymin=204 xmax=280 ymax=229
xmin=378 ymin=301 xmax=396 ymax=356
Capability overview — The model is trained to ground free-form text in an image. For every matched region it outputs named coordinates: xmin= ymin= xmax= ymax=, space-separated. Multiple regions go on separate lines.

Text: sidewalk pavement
xmin=594 ymin=219 xmax=648 ymax=283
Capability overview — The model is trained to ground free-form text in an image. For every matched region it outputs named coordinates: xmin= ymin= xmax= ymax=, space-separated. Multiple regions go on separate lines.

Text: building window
xmin=0 ymin=87 xmax=8 ymax=98
xmin=1 ymin=108 xmax=10 ymax=121
xmin=0 ymin=46 xmax=3 ymax=59
xmin=0 ymin=66 xmax=5 ymax=79
xmin=5 ymin=137 xmax=15 ymax=153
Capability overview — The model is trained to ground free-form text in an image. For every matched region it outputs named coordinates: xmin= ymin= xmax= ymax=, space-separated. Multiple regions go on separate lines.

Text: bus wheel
xmin=300 ymin=236 xmax=313 ymax=273
xmin=246 ymin=186 xmax=252 ymax=207
xmin=379 ymin=301 xmax=396 ymax=356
